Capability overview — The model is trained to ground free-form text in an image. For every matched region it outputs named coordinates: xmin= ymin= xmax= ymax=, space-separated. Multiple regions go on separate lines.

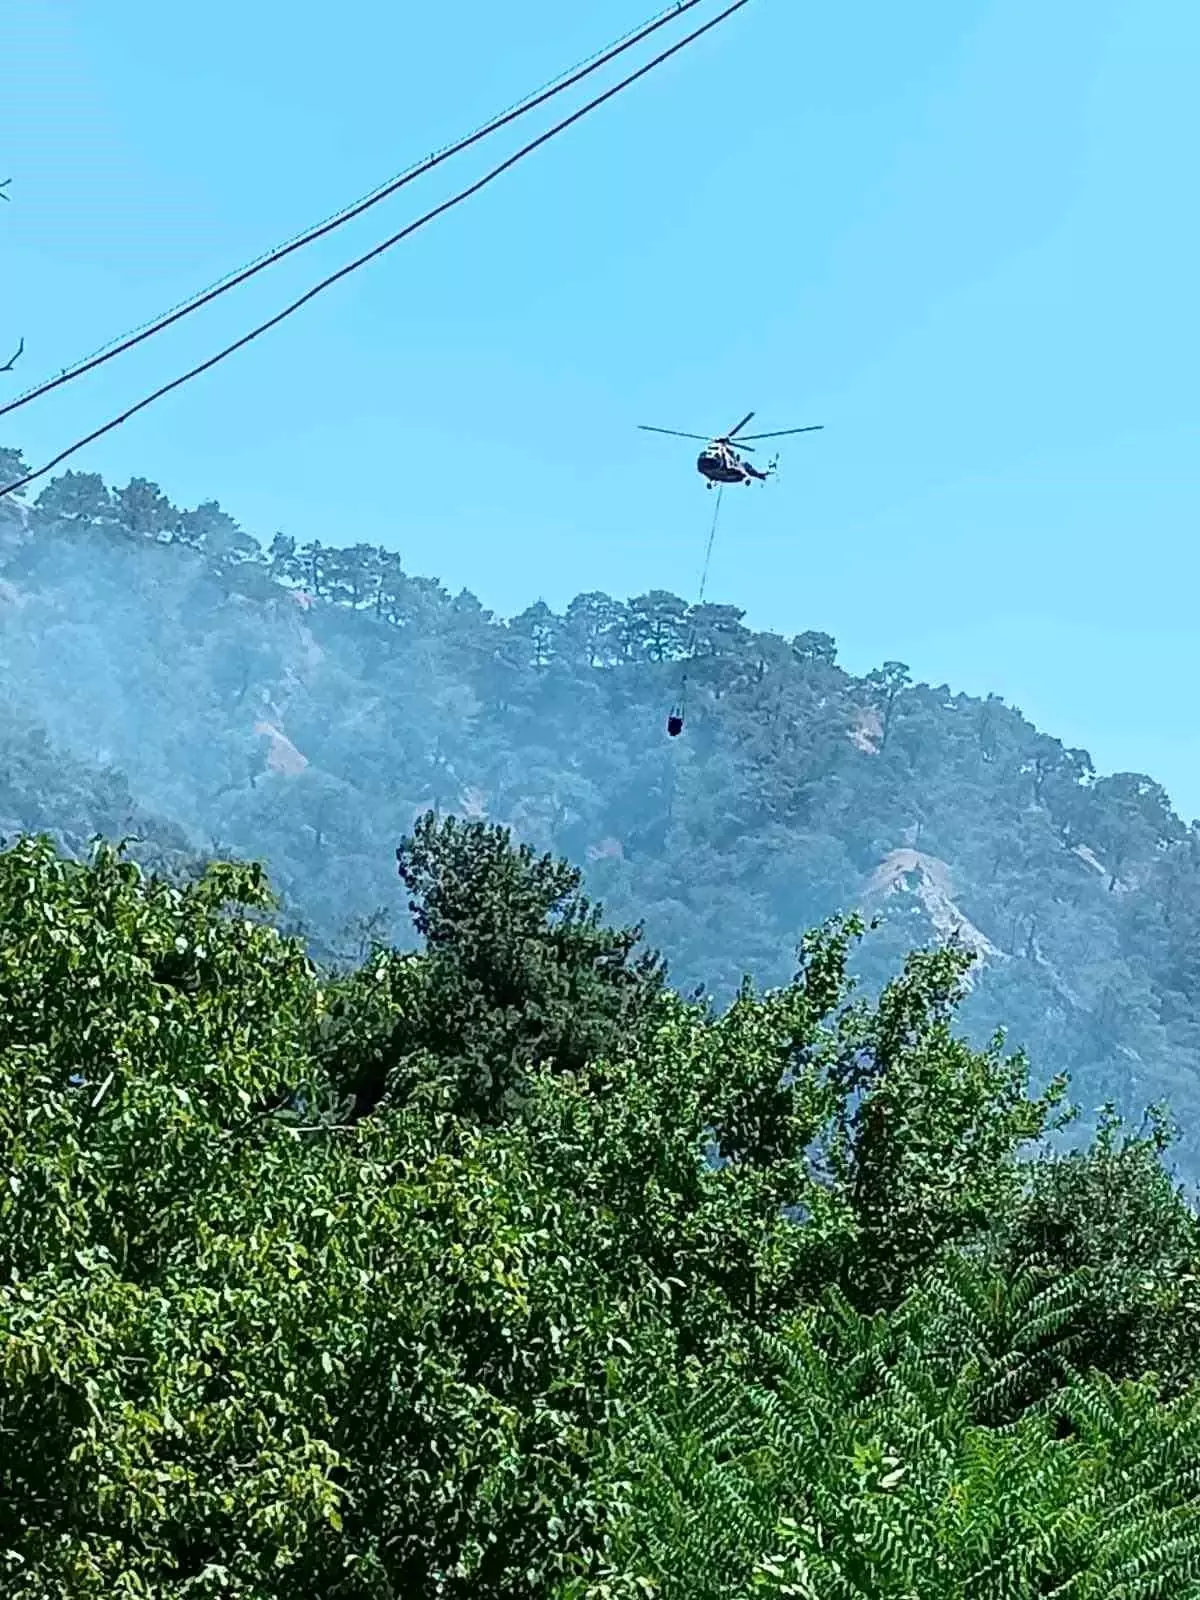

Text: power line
xmin=0 ymin=1 xmax=711 ymax=423
xmin=1 ymin=0 xmax=753 ymax=500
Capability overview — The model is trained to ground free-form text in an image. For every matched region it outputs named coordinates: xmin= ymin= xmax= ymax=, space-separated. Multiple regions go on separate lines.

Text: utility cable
xmin=1 ymin=0 xmax=753 ymax=499
xmin=0 ymin=0 xmax=712 ymax=423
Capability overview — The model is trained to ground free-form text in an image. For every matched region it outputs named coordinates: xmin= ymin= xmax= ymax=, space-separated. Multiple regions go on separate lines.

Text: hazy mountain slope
xmin=2 ymin=447 xmax=1198 ymax=1174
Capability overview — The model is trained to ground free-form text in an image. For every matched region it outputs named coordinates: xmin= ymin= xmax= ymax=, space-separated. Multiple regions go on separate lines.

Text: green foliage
xmin=32 ymin=470 xmax=112 ymax=523
xmin=174 ymin=501 xmax=259 ymax=563
xmin=581 ymin=1257 xmax=1200 ymax=1599
xmin=0 ymin=832 xmax=668 ymax=1596
xmin=519 ymin=918 xmax=865 ymax=1359
xmin=994 ymin=1103 xmax=1200 ymax=1394
xmin=386 ymin=811 xmax=667 ymax=1123
xmin=0 ymin=447 xmax=28 ymax=495
xmin=825 ymin=942 xmax=1069 ymax=1307
xmin=4 ymin=822 xmax=1194 ymax=1596
xmin=0 ymin=837 xmax=344 ymax=1596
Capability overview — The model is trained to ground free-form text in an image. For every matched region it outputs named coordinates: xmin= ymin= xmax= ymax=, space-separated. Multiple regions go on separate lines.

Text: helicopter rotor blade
xmin=738 ymin=425 xmax=824 ymax=440
xmin=638 ymin=425 xmax=712 ymax=441
xmin=726 ymin=411 xmax=756 ymax=439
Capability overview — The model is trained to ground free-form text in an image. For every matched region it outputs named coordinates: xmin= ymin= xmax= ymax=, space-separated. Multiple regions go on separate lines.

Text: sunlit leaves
xmin=2 ymin=826 xmax=1197 ymax=1597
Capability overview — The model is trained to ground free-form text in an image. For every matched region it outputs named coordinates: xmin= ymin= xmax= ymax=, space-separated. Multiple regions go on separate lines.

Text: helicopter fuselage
xmin=697 ymin=445 xmax=768 ymax=485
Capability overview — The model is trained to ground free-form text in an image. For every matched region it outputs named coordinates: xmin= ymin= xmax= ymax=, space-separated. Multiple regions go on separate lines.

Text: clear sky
xmin=4 ymin=1 xmax=1199 ymax=816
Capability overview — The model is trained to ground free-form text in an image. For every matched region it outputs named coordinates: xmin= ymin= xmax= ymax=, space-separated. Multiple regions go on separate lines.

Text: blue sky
xmin=4 ymin=0 xmax=1199 ymax=816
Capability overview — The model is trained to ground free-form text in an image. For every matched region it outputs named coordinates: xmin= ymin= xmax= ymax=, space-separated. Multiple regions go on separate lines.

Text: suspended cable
xmin=0 ymin=0 xmax=713 ymax=423
xmin=694 ymin=485 xmax=722 ymax=611
xmin=668 ymin=484 xmax=724 ymax=737
xmin=1 ymin=0 xmax=753 ymax=500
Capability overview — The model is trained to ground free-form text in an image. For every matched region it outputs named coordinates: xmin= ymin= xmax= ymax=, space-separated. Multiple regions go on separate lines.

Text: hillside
xmin=2 ymin=443 xmax=1199 ymax=1176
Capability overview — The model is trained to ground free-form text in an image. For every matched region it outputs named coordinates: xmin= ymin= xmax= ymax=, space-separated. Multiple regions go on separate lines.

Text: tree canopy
xmin=1 ymin=822 xmax=1198 ymax=1596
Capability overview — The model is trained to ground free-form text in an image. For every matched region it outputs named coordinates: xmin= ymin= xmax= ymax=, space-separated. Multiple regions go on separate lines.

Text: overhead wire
xmin=1 ymin=0 xmax=754 ymax=500
xmin=0 ymin=0 xmax=713 ymax=423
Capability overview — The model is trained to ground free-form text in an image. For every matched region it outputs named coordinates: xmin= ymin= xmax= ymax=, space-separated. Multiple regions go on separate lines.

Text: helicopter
xmin=639 ymin=411 xmax=823 ymax=487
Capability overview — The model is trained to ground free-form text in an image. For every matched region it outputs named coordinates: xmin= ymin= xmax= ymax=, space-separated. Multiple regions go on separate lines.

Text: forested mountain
xmin=2 ymin=442 xmax=1199 ymax=1178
